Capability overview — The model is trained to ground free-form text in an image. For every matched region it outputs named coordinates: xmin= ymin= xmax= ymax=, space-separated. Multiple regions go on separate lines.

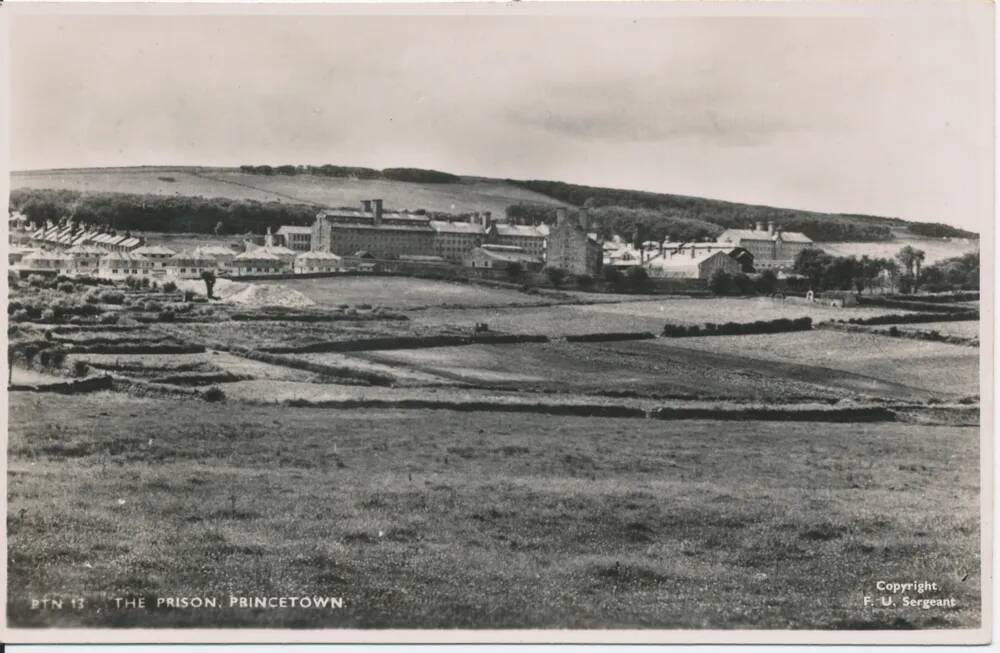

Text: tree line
xmin=507 ymin=179 xmax=912 ymax=242
xmin=238 ymin=165 xmax=460 ymax=183
xmin=792 ymin=246 xmax=979 ymax=293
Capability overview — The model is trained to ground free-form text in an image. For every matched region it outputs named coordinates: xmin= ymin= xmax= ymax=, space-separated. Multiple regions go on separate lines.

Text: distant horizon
xmin=8 ymin=163 xmax=981 ymax=235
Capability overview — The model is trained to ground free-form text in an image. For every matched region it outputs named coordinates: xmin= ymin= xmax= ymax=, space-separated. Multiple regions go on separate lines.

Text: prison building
xmin=192 ymin=246 xmax=238 ymax=269
xmin=98 ymin=252 xmax=156 ymax=280
xmin=312 ymin=199 xmax=435 ymax=259
xmin=229 ymin=250 xmax=288 ymax=277
xmin=66 ymin=244 xmax=107 ymax=276
xmin=276 ymin=225 xmax=313 ymax=251
xmin=165 ymin=251 xmax=222 ymax=279
xmin=545 ymin=208 xmax=603 ymax=275
xmin=716 ymin=221 xmax=812 ymax=270
xmin=429 ymin=220 xmax=485 ymax=263
xmin=484 ymin=221 xmax=546 ymax=260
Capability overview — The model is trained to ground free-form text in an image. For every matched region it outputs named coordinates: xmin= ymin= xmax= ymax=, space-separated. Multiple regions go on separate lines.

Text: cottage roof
xmin=295 ymin=251 xmax=342 ymax=260
xmin=24 ymin=250 xmax=72 ymax=262
xmin=100 ymin=251 xmax=137 ymax=263
xmin=169 ymin=250 xmax=218 ymax=263
xmin=133 ymin=245 xmax=177 ymax=257
xmin=67 ymin=244 xmax=106 ymax=255
xmin=119 ymin=237 xmax=142 ymax=249
xmin=234 ymin=249 xmax=281 ymax=261
xmin=192 ymin=245 xmax=236 ymax=257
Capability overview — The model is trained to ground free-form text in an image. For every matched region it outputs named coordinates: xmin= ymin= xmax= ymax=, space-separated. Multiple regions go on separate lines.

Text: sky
xmin=8 ymin=5 xmax=994 ymax=231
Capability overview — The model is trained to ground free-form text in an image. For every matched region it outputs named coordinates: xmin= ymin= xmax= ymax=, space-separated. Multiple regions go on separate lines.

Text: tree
xmin=793 ymin=248 xmax=833 ymax=289
xmin=505 ymin=261 xmax=524 ymax=282
xmin=754 ymin=270 xmax=778 ymax=294
xmin=201 ymin=270 xmax=217 ymax=299
xmin=603 ymin=266 xmax=624 ymax=286
xmin=896 ymin=245 xmax=917 ymax=279
xmin=626 ymin=266 xmax=650 ymax=291
xmin=911 ymin=249 xmax=926 ymax=292
xmin=708 ymin=270 xmax=733 ymax=295
xmin=545 ymin=267 xmax=567 ymax=288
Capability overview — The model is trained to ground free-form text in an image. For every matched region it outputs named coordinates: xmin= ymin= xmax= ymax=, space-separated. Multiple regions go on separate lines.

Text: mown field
xmin=11 ymin=167 xmax=566 ymax=217
xmin=268 ymin=277 xmax=546 ymax=310
xmin=7 ymin=394 xmax=981 ymax=629
xmin=409 ymin=298 xmax=922 ymax=337
xmin=659 ymin=330 xmax=980 ymax=398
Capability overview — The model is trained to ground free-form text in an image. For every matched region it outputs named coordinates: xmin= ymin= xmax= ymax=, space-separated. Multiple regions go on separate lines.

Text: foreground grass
xmin=7 ymin=393 xmax=980 ymax=629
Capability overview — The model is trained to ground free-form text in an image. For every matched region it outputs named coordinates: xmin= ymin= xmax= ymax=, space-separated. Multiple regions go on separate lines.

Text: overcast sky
xmin=9 ymin=6 xmax=994 ymax=231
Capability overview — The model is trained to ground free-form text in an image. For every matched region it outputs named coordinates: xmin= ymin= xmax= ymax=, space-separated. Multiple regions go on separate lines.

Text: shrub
xmin=40 ymin=309 xmax=57 ymax=322
xmin=574 ymin=274 xmax=595 ymax=290
xmin=626 ymin=267 xmax=650 ymax=291
xmin=545 ymin=267 xmax=567 ymax=288
xmin=202 ymin=386 xmax=226 ymax=402
xmin=57 ymin=282 xmax=76 ymax=293
xmin=10 ymin=309 xmax=30 ymax=323
xmin=72 ymin=360 xmax=89 ymax=377
xmin=8 ymin=301 xmax=23 ymax=314
xmin=158 ymin=309 xmax=176 ymax=322
xmin=27 ymin=274 xmax=50 ymax=287
xmin=99 ymin=291 xmax=125 ymax=305
xmin=143 ymin=301 xmax=163 ymax=313
xmin=663 ymin=316 xmax=812 ymax=337
xmin=183 ymin=290 xmax=195 ymax=302
xmin=162 ymin=281 xmax=178 ymax=293
xmin=603 ymin=267 xmax=624 ymax=285
xmin=84 ymin=290 xmax=102 ymax=304
xmin=708 ymin=270 xmax=733 ymax=295
xmin=99 ymin=312 xmax=119 ymax=325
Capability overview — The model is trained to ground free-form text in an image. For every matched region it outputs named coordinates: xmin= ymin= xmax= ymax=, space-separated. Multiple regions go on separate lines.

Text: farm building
xmin=463 ymin=244 xmax=544 ymax=272
xmin=312 ymin=199 xmax=436 ymax=259
xmin=717 ymin=222 xmax=812 ymax=270
xmin=165 ymin=250 xmax=221 ymax=279
xmin=9 ymin=246 xmax=37 ymax=269
xmin=643 ymin=249 xmax=741 ymax=279
xmin=484 ymin=221 xmax=546 ymax=260
xmin=66 ymin=244 xmax=106 ymax=275
xmin=276 ymin=225 xmax=313 ymax=251
xmin=430 ymin=219 xmax=485 ymax=263
xmin=545 ymin=208 xmax=603 ymax=275
xmin=20 ymin=250 xmax=72 ymax=275
xmin=132 ymin=245 xmax=177 ymax=274
xmin=98 ymin=252 xmax=155 ymax=279
xmin=192 ymin=245 xmax=237 ymax=268
xmin=294 ymin=250 xmax=344 ymax=273
xmin=229 ymin=250 xmax=288 ymax=277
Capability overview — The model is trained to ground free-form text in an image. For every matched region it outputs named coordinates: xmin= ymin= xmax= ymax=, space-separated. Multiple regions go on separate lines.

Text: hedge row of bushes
xmin=662 ymin=317 xmax=812 ymax=337
xmin=833 ymin=311 xmax=978 ymax=326
xmin=263 ymin=333 xmax=550 ymax=354
xmin=63 ymin=343 xmax=206 ymax=355
xmin=564 ymin=332 xmax=657 ymax=343
xmin=230 ymin=348 xmax=396 ymax=386
xmin=884 ymin=291 xmax=978 ymax=303
xmin=856 ymin=297 xmax=975 ymax=313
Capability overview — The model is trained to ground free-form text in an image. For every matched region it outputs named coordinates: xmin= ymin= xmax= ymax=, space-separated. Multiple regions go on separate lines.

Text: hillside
xmin=9 ymin=165 xmax=979 ymax=245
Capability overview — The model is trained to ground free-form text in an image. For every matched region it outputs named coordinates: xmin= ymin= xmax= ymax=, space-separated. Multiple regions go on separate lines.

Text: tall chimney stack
xmin=362 ymin=200 xmax=372 ymax=213
xmin=482 ymin=211 xmax=492 ymax=230
xmin=372 ymin=199 xmax=383 ymax=226
xmin=756 ymin=221 xmax=764 ymax=232
xmin=555 ymin=207 xmax=567 ymax=226
xmin=577 ymin=208 xmax=588 ymax=230
xmin=767 ymin=221 xmax=775 ymax=235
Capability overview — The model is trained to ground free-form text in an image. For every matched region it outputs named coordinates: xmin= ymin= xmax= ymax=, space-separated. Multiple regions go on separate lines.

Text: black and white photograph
xmin=1 ymin=0 xmax=992 ymax=644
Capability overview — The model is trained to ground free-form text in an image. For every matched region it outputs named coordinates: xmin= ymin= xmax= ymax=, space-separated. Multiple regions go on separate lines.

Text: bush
xmin=574 ymin=274 xmax=595 ymax=290
xmin=72 ymin=360 xmax=89 ymax=377
xmin=41 ymin=309 xmax=57 ymax=322
xmin=57 ymin=282 xmax=76 ymax=293
xmin=162 ymin=281 xmax=178 ymax=293
xmin=754 ymin=270 xmax=779 ymax=294
xmin=545 ymin=267 xmax=567 ymax=288
xmin=158 ymin=309 xmax=176 ymax=322
xmin=663 ymin=316 xmax=812 ymax=337
xmin=183 ymin=290 xmax=195 ymax=302
xmin=626 ymin=266 xmax=650 ymax=291
xmin=27 ymin=274 xmax=50 ymax=288
xmin=99 ymin=312 xmax=119 ymax=325
xmin=708 ymin=270 xmax=733 ymax=295
xmin=603 ymin=267 xmax=624 ymax=285
xmin=143 ymin=301 xmax=163 ymax=313
xmin=10 ymin=309 xmax=30 ymax=323
xmin=202 ymin=386 xmax=226 ymax=402
xmin=99 ymin=291 xmax=125 ymax=305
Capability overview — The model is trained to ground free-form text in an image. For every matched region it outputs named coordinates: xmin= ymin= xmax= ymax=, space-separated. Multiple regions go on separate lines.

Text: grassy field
xmin=894 ymin=321 xmax=981 ymax=339
xmin=657 ymin=330 xmax=979 ymax=398
xmin=409 ymin=298 xmax=919 ymax=337
xmin=269 ymin=277 xmax=546 ymax=310
xmin=11 ymin=167 xmax=566 ymax=216
xmin=359 ymin=341 xmax=905 ymax=401
xmin=7 ymin=393 xmax=980 ymax=629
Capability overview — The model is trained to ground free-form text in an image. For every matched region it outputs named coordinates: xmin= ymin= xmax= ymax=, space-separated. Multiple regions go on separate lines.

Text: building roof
xmin=399 ymin=254 xmax=447 ymax=262
xmin=66 ymin=244 xmax=107 ymax=255
xmin=644 ymin=249 xmax=732 ymax=270
xmin=718 ymin=228 xmax=812 ymax=244
xmin=469 ymin=246 xmax=542 ymax=265
xmin=491 ymin=223 xmax=545 ymax=238
xmin=429 ymin=220 xmax=485 ymax=235
xmin=295 ymin=250 xmax=341 ymax=260
xmin=24 ymin=250 xmax=72 ymax=262
xmin=133 ymin=245 xmax=177 ymax=257
xmin=276 ymin=225 xmax=312 ymax=235
xmin=192 ymin=245 xmax=237 ymax=257
xmin=119 ymin=237 xmax=143 ymax=249
xmin=169 ymin=250 xmax=218 ymax=263
xmin=100 ymin=251 xmax=140 ymax=263
xmin=234 ymin=249 xmax=282 ymax=261
xmin=323 ymin=222 xmax=433 ymax=233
